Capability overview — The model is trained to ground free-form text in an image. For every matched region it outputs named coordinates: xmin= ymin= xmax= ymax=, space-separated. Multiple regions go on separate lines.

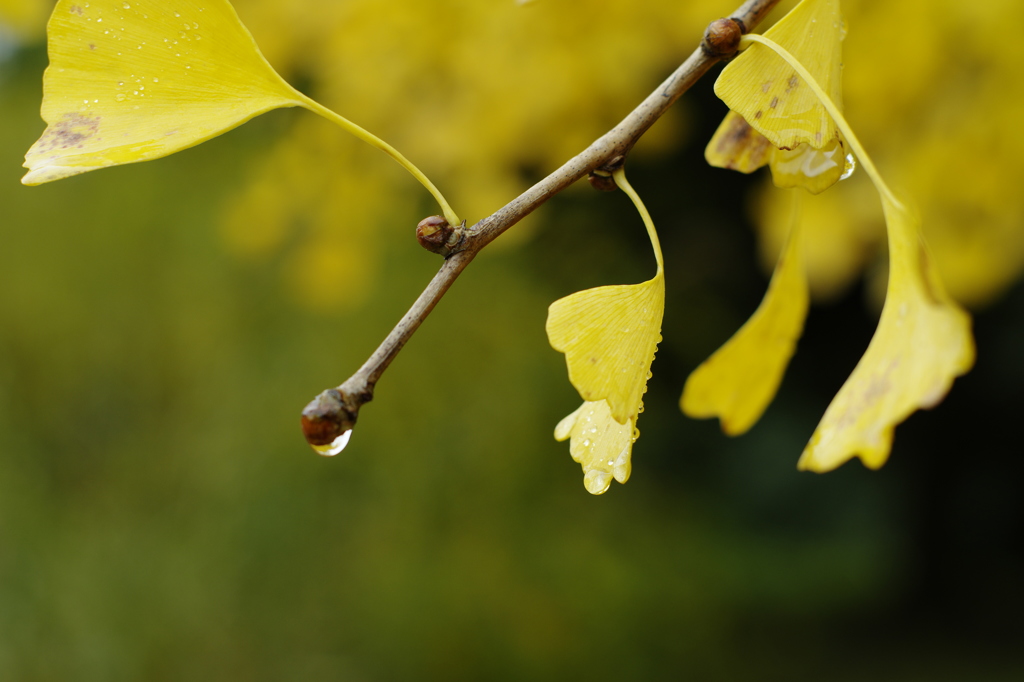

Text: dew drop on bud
xmin=312 ymin=430 xmax=352 ymax=457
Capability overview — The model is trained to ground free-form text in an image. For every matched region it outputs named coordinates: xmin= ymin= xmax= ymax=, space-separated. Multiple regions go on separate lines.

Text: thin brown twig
xmin=300 ymin=0 xmax=783 ymax=448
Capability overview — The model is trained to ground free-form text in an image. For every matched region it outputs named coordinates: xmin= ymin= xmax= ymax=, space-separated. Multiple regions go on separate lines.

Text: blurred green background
xmin=2 ymin=1 xmax=1023 ymax=680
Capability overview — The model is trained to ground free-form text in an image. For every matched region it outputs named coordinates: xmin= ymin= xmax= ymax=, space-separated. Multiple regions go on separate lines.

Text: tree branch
xmin=301 ymin=0 xmax=783 ymax=449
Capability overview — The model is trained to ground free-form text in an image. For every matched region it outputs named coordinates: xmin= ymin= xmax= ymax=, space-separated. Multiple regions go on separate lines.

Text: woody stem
xmin=300 ymin=0 xmax=785 ymax=447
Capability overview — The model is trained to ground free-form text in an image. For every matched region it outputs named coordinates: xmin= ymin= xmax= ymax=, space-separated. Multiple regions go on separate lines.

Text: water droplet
xmin=194 ymin=35 xmax=201 ymax=40
xmin=183 ymin=23 xmax=191 ymax=30
xmin=96 ymin=17 xmax=102 ymax=22
xmin=840 ymin=153 xmax=857 ymax=181
xmin=312 ymin=430 xmax=352 ymax=457
xmin=117 ymin=80 xmax=124 ymax=86
xmin=122 ymin=2 xmax=131 ymax=9
xmin=115 ymin=93 xmax=125 ymax=101
xmin=152 ymin=77 xmax=159 ymax=83
xmin=193 ymin=22 xmax=199 ymax=29
xmin=174 ymin=11 xmax=180 ymax=17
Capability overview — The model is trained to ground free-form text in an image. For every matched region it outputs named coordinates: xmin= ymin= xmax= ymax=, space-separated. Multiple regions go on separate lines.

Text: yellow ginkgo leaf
xmin=682 ymin=194 xmax=809 ymax=435
xmin=799 ymin=197 xmax=975 ymax=472
xmin=715 ymin=0 xmax=844 ymax=151
xmin=22 ymin=0 xmax=461 ymax=224
xmin=546 ymin=168 xmax=665 ymax=426
xmin=23 ymin=0 xmax=303 ymax=185
xmin=555 ymin=400 xmax=635 ymax=495
xmin=547 ymin=274 xmax=664 ymax=425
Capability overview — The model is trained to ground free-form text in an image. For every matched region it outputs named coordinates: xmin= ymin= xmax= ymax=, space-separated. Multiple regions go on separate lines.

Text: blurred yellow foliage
xmin=4 ymin=0 xmax=1022 ymax=310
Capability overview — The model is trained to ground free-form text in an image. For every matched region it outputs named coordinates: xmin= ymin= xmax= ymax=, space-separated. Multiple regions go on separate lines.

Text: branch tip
xmin=301 ymin=386 xmax=370 ymax=446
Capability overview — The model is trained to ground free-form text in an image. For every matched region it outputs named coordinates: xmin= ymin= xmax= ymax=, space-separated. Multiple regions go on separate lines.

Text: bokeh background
xmin=2 ymin=0 xmax=1023 ymax=679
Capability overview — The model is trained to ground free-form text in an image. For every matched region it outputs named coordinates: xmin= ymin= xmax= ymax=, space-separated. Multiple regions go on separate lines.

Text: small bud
xmin=702 ymin=18 xmax=743 ymax=59
xmin=416 ymin=215 xmax=454 ymax=254
xmin=588 ymin=171 xmax=618 ymax=192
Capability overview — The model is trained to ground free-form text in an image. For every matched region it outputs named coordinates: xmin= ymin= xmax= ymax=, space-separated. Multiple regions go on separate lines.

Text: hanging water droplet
xmin=312 ymin=430 xmax=352 ymax=457
xmin=840 ymin=153 xmax=857 ymax=180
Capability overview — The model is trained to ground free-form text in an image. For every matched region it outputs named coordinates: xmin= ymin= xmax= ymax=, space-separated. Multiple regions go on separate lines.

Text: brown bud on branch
xmin=702 ymin=18 xmax=744 ymax=59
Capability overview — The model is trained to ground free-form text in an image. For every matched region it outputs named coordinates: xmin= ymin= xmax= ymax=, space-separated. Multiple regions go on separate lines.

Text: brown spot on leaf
xmin=815 ymin=132 xmax=823 ymax=145
xmin=70 ymin=5 xmax=84 ymax=15
xmin=786 ymin=75 xmax=799 ymax=92
xmin=32 ymin=113 xmax=101 ymax=155
xmin=754 ymin=110 xmax=763 ymax=119
xmin=769 ymin=97 xmax=779 ymax=109
xmin=89 ymin=44 xmax=96 ymax=50
xmin=761 ymin=81 xmax=772 ymax=93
